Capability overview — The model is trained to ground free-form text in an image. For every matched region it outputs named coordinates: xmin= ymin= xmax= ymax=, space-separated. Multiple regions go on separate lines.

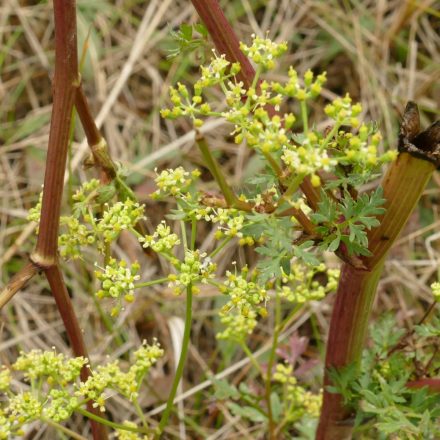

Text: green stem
xmin=195 ymin=132 xmax=243 ymax=208
xmin=265 ymin=287 xmax=282 ymax=439
xmin=321 ymin=122 xmax=340 ymax=148
xmin=42 ymin=418 xmax=88 ymax=440
xmin=240 ymin=342 xmax=265 ymax=378
xmin=157 ymin=284 xmax=193 ymax=436
xmin=180 ymin=220 xmax=188 ymax=249
xmin=76 ymin=408 xmax=148 ymax=434
xmin=277 ymin=303 xmax=303 ymax=333
xmin=208 ymin=236 xmax=233 ymax=259
xmin=245 ymin=65 xmax=262 ymax=108
xmin=115 ymin=175 xmax=137 ymax=201
xmin=282 ymin=174 xmax=305 ymax=200
xmin=133 ymin=397 xmax=149 ymax=431
xmin=191 ymin=219 xmax=196 ymax=251
xmin=263 ymin=152 xmax=283 ymax=179
xmin=277 ymin=398 xmax=297 ymax=434
xmin=300 ymin=101 xmax=308 ymax=133
xmin=134 ymin=278 xmax=169 ymax=289
xmin=92 ymin=294 xmax=125 ymax=347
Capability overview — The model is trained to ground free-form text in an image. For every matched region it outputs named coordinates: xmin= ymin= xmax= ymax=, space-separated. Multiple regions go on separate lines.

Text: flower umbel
xmin=97 ymin=199 xmax=145 ymax=243
xmin=239 ymin=34 xmax=287 ymax=70
xmin=273 ymin=363 xmax=322 ymax=420
xmin=95 ymin=258 xmax=141 ymax=315
xmin=168 ymin=249 xmax=217 ymax=295
xmin=431 ymin=281 xmax=440 ymax=302
xmin=139 ymin=221 xmax=180 ymax=254
xmin=151 ymin=167 xmax=201 ymax=199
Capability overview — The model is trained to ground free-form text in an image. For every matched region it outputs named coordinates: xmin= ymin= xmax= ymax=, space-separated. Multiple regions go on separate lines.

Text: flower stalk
xmin=195 ymin=131 xmax=250 ymax=210
xmin=157 ymin=284 xmax=194 ymax=437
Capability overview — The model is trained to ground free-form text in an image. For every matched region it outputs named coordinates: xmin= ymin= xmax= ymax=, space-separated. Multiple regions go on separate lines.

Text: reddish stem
xmin=191 ymin=0 xmax=256 ymax=89
xmin=318 ymin=152 xmax=438 ymax=438
xmin=75 ymin=86 xmax=117 ymax=183
xmin=406 ymin=378 xmax=440 ymax=393
xmin=28 ymin=2 xmax=108 ymax=438
xmin=317 ymin=263 xmax=383 ymax=439
xmin=0 ymin=262 xmax=39 ymax=309
xmin=33 ymin=1 xmax=79 ymax=264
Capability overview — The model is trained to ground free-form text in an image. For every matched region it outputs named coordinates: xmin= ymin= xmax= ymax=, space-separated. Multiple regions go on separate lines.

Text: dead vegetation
xmin=0 ymin=1 xmax=439 ymax=438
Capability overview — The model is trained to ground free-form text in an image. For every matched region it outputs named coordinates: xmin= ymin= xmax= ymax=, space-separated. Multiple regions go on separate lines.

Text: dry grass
xmin=0 ymin=1 xmax=439 ymax=438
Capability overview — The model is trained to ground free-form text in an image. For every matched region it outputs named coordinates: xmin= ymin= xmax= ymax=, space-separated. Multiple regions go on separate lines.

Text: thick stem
xmin=365 ymin=154 xmax=435 ymax=269
xmin=406 ymin=378 xmax=440 ymax=393
xmin=300 ymin=176 xmax=321 ymax=211
xmin=75 ymin=85 xmax=101 ymax=147
xmin=33 ymin=0 xmax=79 ymax=265
xmin=45 ymin=265 xmax=89 ymax=366
xmin=317 ymin=262 xmax=383 ymax=439
xmin=27 ymin=3 xmax=107 ymax=438
xmin=317 ymin=154 xmax=437 ymax=439
xmin=191 ymin=0 xmax=256 ymax=90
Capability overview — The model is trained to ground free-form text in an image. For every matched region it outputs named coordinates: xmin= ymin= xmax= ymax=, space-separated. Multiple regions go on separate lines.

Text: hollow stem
xmin=406 ymin=378 xmax=440 ymax=393
xmin=33 ymin=0 xmax=79 ymax=265
xmin=27 ymin=3 xmax=108 ymax=438
xmin=317 ymin=153 xmax=438 ymax=439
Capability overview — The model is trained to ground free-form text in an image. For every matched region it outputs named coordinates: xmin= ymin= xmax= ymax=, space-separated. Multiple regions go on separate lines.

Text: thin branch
xmin=75 ymin=86 xmax=117 ymax=183
xmin=195 ymin=131 xmax=250 ymax=209
xmin=406 ymin=378 xmax=440 ymax=393
xmin=0 ymin=262 xmax=39 ymax=309
xmin=386 ymin=300 xmax=437 ymax=359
